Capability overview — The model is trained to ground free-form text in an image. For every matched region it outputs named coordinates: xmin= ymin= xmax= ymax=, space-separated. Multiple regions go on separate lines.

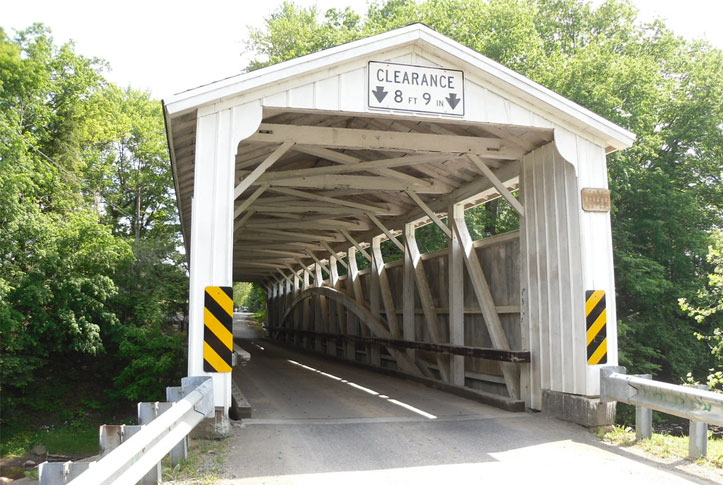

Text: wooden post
xmin=293 ymin=271 xmax=301 ymax=346
xmin=368 ymin=238 xmax=383 ymax=367
xmin=328 ymin=256 xmax=341 ymax=357
xmin=449 ymin=203 xmax=465 ymax=386
xmin=405 ymin=223 xmax=450 ymax=382
xmin=372 ymin=236 xmax=401 ymax=338
xmin=347 ymin=247 xmax=364 ymax=361
xmin=450 ymin=207 xmax=520 ymax=399
xmin=403 ymin=223 xmax=416 ymax=364
xmin=284 ymin=277 xmax=292 ymax=343
xmin=302 ymin=266 xmax=311 ymax=349
xmin=314 ymin=263 xmax=327 ymax=352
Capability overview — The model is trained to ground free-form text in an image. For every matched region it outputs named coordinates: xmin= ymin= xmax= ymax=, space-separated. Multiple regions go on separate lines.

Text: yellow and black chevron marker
xmin=204 ymin=286 xmax=233 ymax=373
xmin=585 ymin=290 xmax=607 ymax=365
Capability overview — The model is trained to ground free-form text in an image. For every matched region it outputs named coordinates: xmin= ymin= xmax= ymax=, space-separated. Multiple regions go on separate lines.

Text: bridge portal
xmin=163 ymin=24 xmax=634 ymax=426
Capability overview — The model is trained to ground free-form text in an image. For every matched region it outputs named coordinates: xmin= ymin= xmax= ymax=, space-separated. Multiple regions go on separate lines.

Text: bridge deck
xmin=218 ymin=317 xmax=715 ymax=484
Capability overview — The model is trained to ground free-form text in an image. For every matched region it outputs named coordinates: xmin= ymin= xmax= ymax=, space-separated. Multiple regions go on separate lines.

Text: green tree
xmin=680 ymin=230 xmax=723 ymax=390
xmin=81 ymin=86 xmax=187 ymax=401
xmin=0 ymin=24 xmax=187 ymax=415
xmin=0 ymin=25 xmax=132 ymax=398
xmin=245 ymin=0 xmax=723 ymax=382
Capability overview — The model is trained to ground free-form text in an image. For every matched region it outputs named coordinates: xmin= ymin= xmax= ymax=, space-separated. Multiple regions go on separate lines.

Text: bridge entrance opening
xmin=164 ymin=24 xmax=634 ymax=427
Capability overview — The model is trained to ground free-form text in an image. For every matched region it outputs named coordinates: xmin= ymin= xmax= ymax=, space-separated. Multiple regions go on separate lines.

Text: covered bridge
xmin=163 ymin=24 xmax=634 ymax=426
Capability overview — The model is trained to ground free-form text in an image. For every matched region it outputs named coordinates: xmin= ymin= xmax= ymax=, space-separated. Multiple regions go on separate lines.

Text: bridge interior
xmin=170 ymin=106 xmax=552 ymax=409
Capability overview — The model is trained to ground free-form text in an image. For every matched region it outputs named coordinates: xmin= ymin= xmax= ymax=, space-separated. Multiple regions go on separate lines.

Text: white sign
xmin=367 ymin=61 xmax=464 ymax=116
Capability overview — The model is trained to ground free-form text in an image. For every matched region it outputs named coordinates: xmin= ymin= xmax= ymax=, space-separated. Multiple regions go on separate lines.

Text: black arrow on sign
xmin=372 ymin=86 xmax=388 ymax=103
xmin=446 ymin=93 xmax=461 ymax=109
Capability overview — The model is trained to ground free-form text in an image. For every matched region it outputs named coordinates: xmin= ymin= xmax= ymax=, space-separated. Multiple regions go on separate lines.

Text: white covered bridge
xmin=163 ymin=24 xmax=634 ymax=427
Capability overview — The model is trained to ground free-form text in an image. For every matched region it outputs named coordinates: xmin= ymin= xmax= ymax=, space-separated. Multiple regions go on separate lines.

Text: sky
xmin=2 ymin=0 xmax=722 ymax=100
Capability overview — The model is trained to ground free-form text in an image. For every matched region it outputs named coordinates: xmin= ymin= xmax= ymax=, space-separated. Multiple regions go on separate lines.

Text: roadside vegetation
xmin=161 ymin=438 xmax=228 ymax=484
xmin=1 ymin=0 xmax=721 ymax=465
xmin=599 ymin=425 xmax=723 ymax=470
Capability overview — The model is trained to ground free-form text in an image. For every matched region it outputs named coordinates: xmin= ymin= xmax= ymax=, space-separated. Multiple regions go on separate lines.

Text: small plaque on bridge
xmin=368 ymin=61 xmax=464 ymax=116
xmin=581 ymin=188 xmax=611 ymax=212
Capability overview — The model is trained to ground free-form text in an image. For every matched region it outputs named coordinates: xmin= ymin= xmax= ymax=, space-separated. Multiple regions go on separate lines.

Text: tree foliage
xmin=0 ymin=24 xmax=187 ymax=417
xmin=246 ymin=0 xmax=723 ymax=382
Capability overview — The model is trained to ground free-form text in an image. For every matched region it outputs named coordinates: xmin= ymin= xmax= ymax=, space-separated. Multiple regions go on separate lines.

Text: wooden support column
xmin=292 ymin=271 xmax=301 ymax=345
xmin=450 ymin=206 xmax=521 ymax=399
xmin=367 ymin=238 xmax=383 ymax=367
xmin=328 ymin=256 xmax=341 ymax=357
xmin=449 ymin=203 xmax=465 ymax=386
xmin=372 ymin=236 xmax=401 ymax=338
xmin=405 ymin=223 xmax=450 ymax=383
xmin=346 ymin=247 xmax=363 ymax=361
xmin=314 ymin=263 xmax=328 ymax=352
xmin=284 ymin=277 xmax=292 ymax=343
xmin=302 ymin=266 xmax=311 ymax=349
xmin=402 ymin=223 xmax=416 ymax=364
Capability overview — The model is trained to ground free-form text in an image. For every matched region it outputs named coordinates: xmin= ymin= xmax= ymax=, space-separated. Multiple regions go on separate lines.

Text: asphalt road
xmin=221 ymin=314 xmax=719 ymax=485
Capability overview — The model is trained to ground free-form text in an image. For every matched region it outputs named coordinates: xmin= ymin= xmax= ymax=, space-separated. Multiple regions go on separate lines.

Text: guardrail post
xmin=138 ymin=402 xmax=172 ymax=485
xmin=634 ymin=374 xmax=652 ymax=441
xmin=689 ymin=384 xmax=708 ymax=459
xmin=167 ymin=386 xmax=188 ymax=466
xmin=39 ymin=461 xmax=91 ymax=484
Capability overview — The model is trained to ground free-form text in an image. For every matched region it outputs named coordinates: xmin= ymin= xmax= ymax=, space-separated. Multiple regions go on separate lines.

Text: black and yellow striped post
xmin=204 ymin=286 xmax=233 ymax=373
xmin=585 ymin=290 xmax=607 ymax=365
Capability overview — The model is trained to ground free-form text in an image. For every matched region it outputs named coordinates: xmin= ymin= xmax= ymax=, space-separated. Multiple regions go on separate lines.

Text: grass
xmin=0 ymin=421 xmax=101 ymax=458
xmin=162 ymin=438 xmax=228 ymax=484
xmin=599 ymin=425 xmax=723 ymax=469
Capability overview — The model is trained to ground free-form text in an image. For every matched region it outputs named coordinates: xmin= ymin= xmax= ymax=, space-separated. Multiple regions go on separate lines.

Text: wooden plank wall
xmin=271 ymin=230 xmax=521 ymax=400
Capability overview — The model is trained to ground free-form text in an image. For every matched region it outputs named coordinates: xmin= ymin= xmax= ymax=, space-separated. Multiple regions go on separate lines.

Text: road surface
xmin=221 ymin=314 xmax=719 ymax=484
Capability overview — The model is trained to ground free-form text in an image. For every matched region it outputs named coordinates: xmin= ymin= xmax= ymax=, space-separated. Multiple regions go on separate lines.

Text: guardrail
xmin=39 ymin=376 xmax=214 ymax=485
xmin=600 ymin=367 xmax=723 ymax=459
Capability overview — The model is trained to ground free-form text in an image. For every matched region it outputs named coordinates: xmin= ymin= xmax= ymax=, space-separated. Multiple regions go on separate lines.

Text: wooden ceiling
xmin=169 ymin=109 xmax=553 ymax=284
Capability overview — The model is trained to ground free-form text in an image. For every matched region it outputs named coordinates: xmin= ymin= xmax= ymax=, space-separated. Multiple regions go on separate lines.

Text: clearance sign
xmin=368 ymin=61 xmax=464 ymax=116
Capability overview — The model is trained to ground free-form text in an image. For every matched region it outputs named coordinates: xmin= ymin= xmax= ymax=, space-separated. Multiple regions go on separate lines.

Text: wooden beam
xmin=467 ymin=153 xmax=524 ymax=216
xmin=372 ymin=236 xmax=401 ymax=339
xmin=236 ymin=248 xmax=308 ymax=258
xmin=234 ymin=142 xmax=293 ymax=200
xmin=314 ymin=263 xmax=329 ymax=350
xmin=246 ymin=218 xmax=369 ymax=232
xmin=248 ymin=124 xmax=524 ymax=160
xmin=448 ymin=203 xmax=465 ymax=386
xmin=321 ymin=241 xmax=348 ymax=269
xmin=269 ymin=187 xmax=390 ymax=213
xmin=234 ymin=186 xmax=267 ymax=219
xmin=252 ymin=228 xmax=340 ymax=242
xmin=340 ymin=229 xmax=371 ymax=261
xmin=254 ymin=205 xmax=369 ymax=216
xmin=267 ymin=328 xmax=531 ymax=362
xmin=368 ymin=214 xmax=404 ymax=252
xmin=306 ymin=250 xmax=330 ymax=275
xmin=450 ymin=207 xmax=520 ymax=399
xmin=277 ymin=270 xmax=293 ymax=284
xmin=405 ymin=223 xmax=450 ymax=383
xmin=406 ymin=190 xmax=452 ymax=238
xmin=257 ymin=153 xmax=457 ymax=181
xmin=264 ymin=174 xmax=447 ymax=194
xmin=293 ymin=145 xmax=445 ymax=188
xmin=233 ymin=210 xmax=256 ymax=240
xmin=328 ymin=255 xmax=343 ymax=356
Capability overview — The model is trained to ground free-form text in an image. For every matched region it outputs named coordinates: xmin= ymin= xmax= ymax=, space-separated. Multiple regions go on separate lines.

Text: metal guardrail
xmin=600 ymin=367 xmax=723 ymax=459
xmin=39 ymin=376 xmax=214 ymax=485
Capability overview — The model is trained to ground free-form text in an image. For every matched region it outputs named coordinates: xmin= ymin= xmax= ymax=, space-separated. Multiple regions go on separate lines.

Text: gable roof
xmin=164 ymin=23 xmax=635 ymax=151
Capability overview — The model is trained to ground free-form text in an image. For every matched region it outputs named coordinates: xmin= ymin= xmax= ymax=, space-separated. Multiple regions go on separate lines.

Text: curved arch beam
xmin=280 ymin=286 xmax=425 ymax=377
